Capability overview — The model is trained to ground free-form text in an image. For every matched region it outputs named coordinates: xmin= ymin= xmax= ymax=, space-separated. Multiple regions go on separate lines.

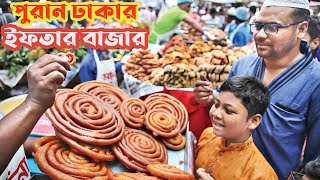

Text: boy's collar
xmin=219 ymin=134 xmax=253 ymax=151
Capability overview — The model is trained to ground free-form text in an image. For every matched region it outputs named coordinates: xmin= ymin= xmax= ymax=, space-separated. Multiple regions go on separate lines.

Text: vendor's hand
xmin=26 ymin=54 xmax=71 ymax=110
xmin=197 ymin=168 xmax=214 ymax=180
xmin=204 ymin=31 xmax=216 ymax=41
xmin=194 ymin=76 xmax=214 ymax=106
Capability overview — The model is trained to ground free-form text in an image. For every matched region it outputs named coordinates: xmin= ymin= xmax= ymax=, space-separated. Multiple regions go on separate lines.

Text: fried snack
xmin=56 ymin=130 xmax=115 ymax=161
xmin=161 ymin=133 xmax=186 ymax=151
xmin=45 ymin=89 xmax=125 ymax=146
xmin=144 ymin=93 xmax=188 ymax=133
xmin=120 ymin=98 xmax=148 ymax=128
xmin=146 ymin=163 xmax=194 ymax=180
xmin=112 ymin=128 xmax=168 ymax=173
xmin=112 ymin=172 xmax=162 ymax=180
xmin=57 ymin=49 xmax=76 ymax=65
xmin=33 ymin=136 xmax=113 ymax=180
xmin=74 ymin=81 xmax=129 ymax=112
xmin=145 ymin=110 xmax=180 ymax=138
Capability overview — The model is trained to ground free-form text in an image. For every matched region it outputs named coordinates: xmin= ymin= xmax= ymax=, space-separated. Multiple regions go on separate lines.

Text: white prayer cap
xmin=227 ymin=7 xmax=236 ymax=16
xmin=262 ymin=0 xmax=310 ymax=11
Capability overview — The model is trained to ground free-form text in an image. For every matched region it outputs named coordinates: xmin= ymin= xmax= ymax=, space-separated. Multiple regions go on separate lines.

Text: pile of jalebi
xmin=44 ymin=89 xmax=124 ymax=163
xmin=33 ymin=136 xmax=113 ymax=180
xmin=112 ymin=127 xmax=168 ymax=173
xmin=74 ymin=81 xmax=129 ymax=112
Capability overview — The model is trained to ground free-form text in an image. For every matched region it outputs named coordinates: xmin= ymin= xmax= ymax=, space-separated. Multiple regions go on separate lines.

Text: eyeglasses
xmin=249 ymin=21 xmax=303 ymax=35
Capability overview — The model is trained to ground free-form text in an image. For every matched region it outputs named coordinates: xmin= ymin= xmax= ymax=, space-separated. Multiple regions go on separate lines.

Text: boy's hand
xmin=26 ymin=54 xmax=71 ymax=110
xmin=196 ymin=168 xmax=214 ymax=180
xmin=194 ymin=75 xmax=215 ymax=106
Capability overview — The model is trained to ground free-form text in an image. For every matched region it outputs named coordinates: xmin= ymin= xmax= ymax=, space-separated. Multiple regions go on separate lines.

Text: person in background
xmin=149 ymin=0 xmax=213 ymax=44
xmin=224 ymin=7 xmax=237 ymax=40
xmin=0 ymin=55 xmax=70 ymax=178
xmin=0 ymin=2 xmax=11 ymax=14
xmin=195 ymin=76 xmax=277 ymax=180
xmin=194 ymin=0 xmax=320 ymax=179
xmin=79 ymin=48 xmax=122 ymax=83
xmin=200 ymin=8 xmax=220 ymax=25
xmin=230 ymin=7 xmax=252 ymax=46
xmin=248 ymin=2 xmax=259 ymax=24
xmin=304 ymin=16 xmax=320 ymax=60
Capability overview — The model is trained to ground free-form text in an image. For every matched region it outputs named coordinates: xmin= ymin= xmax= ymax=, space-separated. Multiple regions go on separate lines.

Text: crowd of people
xmin=1 ymin=0 xmax=320 ymax=180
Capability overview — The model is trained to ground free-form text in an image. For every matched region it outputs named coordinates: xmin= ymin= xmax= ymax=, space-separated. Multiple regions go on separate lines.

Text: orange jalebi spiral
xmin=57 ymin=49 xmax=76 ymax=65
xmin=144 ymin=93 xmax=188 ymax=133
xmin=45 ymin=89 xmax=124 ymax=146
xmin=33 ymin=136 xmax=113 ymax=180
xmin=145 ymin=109 xmax=180 ymax=138
xmin=112 ymin=128 xmax=168 ymax=173
xmin=146 ymin=163 xmax=194 ymax=180
xmin=56 ymin=130 xmax=115 ymax=161
xmin=112 ymin=172 xmax=162 ymax=180
xmin=161 ymin=133 xmax=186 ymax=151
xmin=120 ymin=98 xmax=147 ymax=128
xmin=74 ymin=81 xmax=129 ymax=112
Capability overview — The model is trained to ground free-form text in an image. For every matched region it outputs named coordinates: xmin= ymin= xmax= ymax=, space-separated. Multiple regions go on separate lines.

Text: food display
xmin=125 ymin=50 xmax=162 ymax=82
xmin=119 ymin=98 xmax=147 ymax=128
xmin=112 ymin=127 xmax=168 ymax=173
xmin=124 ymin=35 xmax=254 ymax=89
xmin=45 ymin=89 xmax=125 ymax=146
xmin=145 ymin=93 xmax=188 ymax=133
xmin=74 ymin=81 xmax=129 ymax=112
xmin=162 ymin=133 xmax=186 ymax=151
xmin=33 ymin=136 xmax=113 ymax=180
xmin=112 ymin=172 xmax=162 ymax=180
xmin=31 ymin=81 xmax=191 ymax=179
xmin=146 ymin=163 xmax=195 ymax=180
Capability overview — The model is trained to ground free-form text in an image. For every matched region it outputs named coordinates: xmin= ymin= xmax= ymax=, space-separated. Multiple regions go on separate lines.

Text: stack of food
xmin=33 ymin=81 xmax=194 ymax=179
xmin=125 ymin=50 xmax=162 ymax=82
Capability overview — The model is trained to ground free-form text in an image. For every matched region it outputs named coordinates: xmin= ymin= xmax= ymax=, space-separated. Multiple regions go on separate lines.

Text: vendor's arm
xmin=0 ymin=54 xmax=70 ymax=173
xmin=183 ymin=16 xmax=204 ymax=34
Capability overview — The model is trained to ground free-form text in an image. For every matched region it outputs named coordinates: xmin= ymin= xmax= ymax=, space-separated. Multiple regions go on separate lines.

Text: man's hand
xmin=194 ymin=77 xmax=215 ymax=106
xmin=26 ymin=54 xmax=71 ymax=110
xmin=197 ymin=168 xmax=214 ymax=180
xmin=204 ymin=31 xmax=216 ymax=41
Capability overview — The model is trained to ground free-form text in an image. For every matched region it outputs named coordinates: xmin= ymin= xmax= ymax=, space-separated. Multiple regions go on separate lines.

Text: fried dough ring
xmin=112 ymin=128 xmax=168 ymax=173
xmin=144 ymin=93 xmax=188 ymax=133
xmin=145 ymin=110 xmax=180 ymax=138
xmin=57 ymin=49 xmax=76 ymax=65
xmin=33 ymin=136 xmax=113 ymax=180
xmin=161 ymin=133 xmax=186 ymax=151
xmin=56 ymin=130 xmax=115 ymax=161
xmin=74 ymin=81 xmax=129 ymax=112
xmin=146 ymin=163 xmax=194 ymax=180
xmin=120 ymin=98 xmax=147 ymax=128
xmin=112 ymin=172 xmax=162 ymax=180
xmin=45 ymin=89 xmax=125 ymax=146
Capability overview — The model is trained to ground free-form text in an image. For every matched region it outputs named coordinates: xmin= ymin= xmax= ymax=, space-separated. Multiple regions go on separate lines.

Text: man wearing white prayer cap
xmin=194 ymin=0 xmax=320 ymax=179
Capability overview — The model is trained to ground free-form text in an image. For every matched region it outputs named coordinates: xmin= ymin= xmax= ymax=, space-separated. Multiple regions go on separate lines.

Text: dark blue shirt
xmin=228 ymin=45 xmax=320 ymax=179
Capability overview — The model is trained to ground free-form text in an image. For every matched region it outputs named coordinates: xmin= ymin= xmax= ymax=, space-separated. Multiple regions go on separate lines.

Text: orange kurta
xmin=195 ymin=128 xmax=278 ymax=180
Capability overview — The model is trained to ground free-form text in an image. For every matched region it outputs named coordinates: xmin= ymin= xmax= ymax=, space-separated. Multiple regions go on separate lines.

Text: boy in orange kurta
xmin=195 ymin=76 xmax=278 ymax=180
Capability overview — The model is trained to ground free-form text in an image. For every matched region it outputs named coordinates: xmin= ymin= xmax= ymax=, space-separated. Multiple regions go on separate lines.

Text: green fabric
xmin=148 ymin=7 xmax=189 ymax=43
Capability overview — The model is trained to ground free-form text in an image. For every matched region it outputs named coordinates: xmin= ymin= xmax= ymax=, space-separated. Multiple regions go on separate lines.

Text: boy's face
xmin=209 ymin=91 xmax=255 ymax=142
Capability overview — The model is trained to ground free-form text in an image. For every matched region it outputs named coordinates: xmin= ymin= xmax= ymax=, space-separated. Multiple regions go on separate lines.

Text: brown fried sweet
xmin=45 ymin=89 xmax=125 ymax=146
xmin=33 ymin=136 xmax=113 ymax=180
xmin=112 ymin=128 xmax=168 ymax=173
xmin=146 ymin=163 xmax=194 ymax=180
